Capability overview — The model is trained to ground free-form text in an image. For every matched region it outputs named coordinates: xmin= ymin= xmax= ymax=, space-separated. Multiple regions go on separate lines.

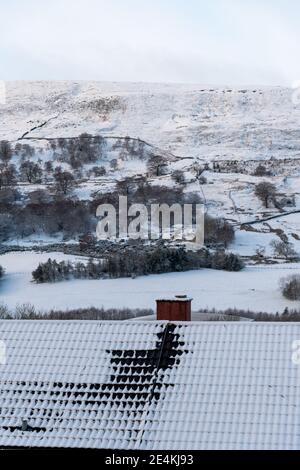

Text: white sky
xmin=1 ymin=0 xmax=299 ymax=85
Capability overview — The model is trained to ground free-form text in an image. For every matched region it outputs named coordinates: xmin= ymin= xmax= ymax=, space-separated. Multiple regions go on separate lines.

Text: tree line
xmin=0 ymin=135 xmax=154 ymax=190
xmin=0 ymin=179 xmax=236 ymax=250
xmin=0 ymin=303 xmax=153 ymax=320
xmin=32 ymin=248 xmax=244 ymax=284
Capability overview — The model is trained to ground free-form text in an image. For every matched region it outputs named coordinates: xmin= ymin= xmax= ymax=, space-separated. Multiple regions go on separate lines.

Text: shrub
xmin=91 ymin=166 xmax=106 ymax=177
xmin=198 ymin=175 xmax=207 ymax=185
xmin=211 ymin=251 xmax=244 ymax=272
xmin=15 ymin=143 xmax=35 ymax=158
xmin=253 ymin=164 xmax=271 ymax=177
xmin=280 ymin=275 xmax=300 ymax=300
xmin=172 ymin=170 xmax=185 ymax=185
xmin=0 ymin=188 xmax=21 ymax=206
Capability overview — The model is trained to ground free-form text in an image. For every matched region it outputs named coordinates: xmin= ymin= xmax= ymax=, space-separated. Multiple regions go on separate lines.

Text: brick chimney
xmin=156 ymin=295 xmax=192 ymax=322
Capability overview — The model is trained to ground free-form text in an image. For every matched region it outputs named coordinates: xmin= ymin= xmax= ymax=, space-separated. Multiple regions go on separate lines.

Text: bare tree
xmin=271 ymin=240 xmax=298 ymax=261
xmin=18 ymin=143 xmax=35 ymax=159
xmin=0 ymin=164 xmax=17 ymax=189
xmin=0 ymin=141 xmax=13 ymax=164
xmin=255 ymin=181 xmax=277 ymax=208
xmin=54 ymin=167 xmax=75 ymax=195
xmin=253 ymin=164 xmax=271 ymax=177
xmin=280 ymin=275 xmax=300 ymax=300
xmin=20 ymin=161 xmax=42 ymax=184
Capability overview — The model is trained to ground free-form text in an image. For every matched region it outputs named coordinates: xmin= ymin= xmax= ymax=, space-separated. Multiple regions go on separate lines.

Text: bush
xmin=253 ymin=164 xmax=271 ymax=177
xmin=0 ymin=265 xmax=4 ymax=278
xmin=90 ymin=166 xmax=106 ymax=177
xmin=280 ymin=275 xmax=300 ymax=300
xmin=211 ymin=251 xmax=244 ymax=272
xmin=198 ymin=175 xmax=207 ymax=185
xmin=0 ymin=188 xmax=21 ymax=206
xmin=172 ymin=170 xmax=185 ymax=185
xmin=204 ymin=215 xmax=235 ymax=248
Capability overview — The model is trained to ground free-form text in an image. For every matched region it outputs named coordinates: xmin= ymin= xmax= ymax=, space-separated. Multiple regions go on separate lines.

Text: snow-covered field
xmin=1 ymin=252 xmax=300 ymax=314
xmin=2 ymin=81 xmax=300 ymax=251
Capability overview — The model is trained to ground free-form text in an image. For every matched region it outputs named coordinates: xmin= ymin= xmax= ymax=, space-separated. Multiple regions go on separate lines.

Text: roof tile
xmin=0 ymin=321 xmax=300 ymax=449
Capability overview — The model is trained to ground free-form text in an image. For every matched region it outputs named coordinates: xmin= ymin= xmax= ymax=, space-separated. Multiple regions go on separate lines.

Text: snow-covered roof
xmin=0 ymin=320 xmax=300 ymax=450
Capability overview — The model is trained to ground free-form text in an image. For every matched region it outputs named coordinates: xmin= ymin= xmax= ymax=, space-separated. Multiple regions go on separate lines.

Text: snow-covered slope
xmin=1 ymin=81 xmax=300 ymax=260
xmin=1 ymin=81 xmax=300 ymax=162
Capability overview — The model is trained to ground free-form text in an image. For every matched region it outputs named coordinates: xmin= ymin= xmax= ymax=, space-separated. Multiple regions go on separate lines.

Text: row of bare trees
xmin=0 ymin=160 xmax=75 ymax=194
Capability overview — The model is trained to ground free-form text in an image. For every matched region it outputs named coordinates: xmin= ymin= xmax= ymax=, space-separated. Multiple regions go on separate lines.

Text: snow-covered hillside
xmin=1 ymin=81 xmax=300 ymax=162
xmin=1 ymin=82 xmax=300 ymax=259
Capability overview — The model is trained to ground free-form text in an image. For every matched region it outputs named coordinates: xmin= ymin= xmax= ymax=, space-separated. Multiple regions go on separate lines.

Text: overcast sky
xmin=1 ymin=0 xmax=299 ymax=85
